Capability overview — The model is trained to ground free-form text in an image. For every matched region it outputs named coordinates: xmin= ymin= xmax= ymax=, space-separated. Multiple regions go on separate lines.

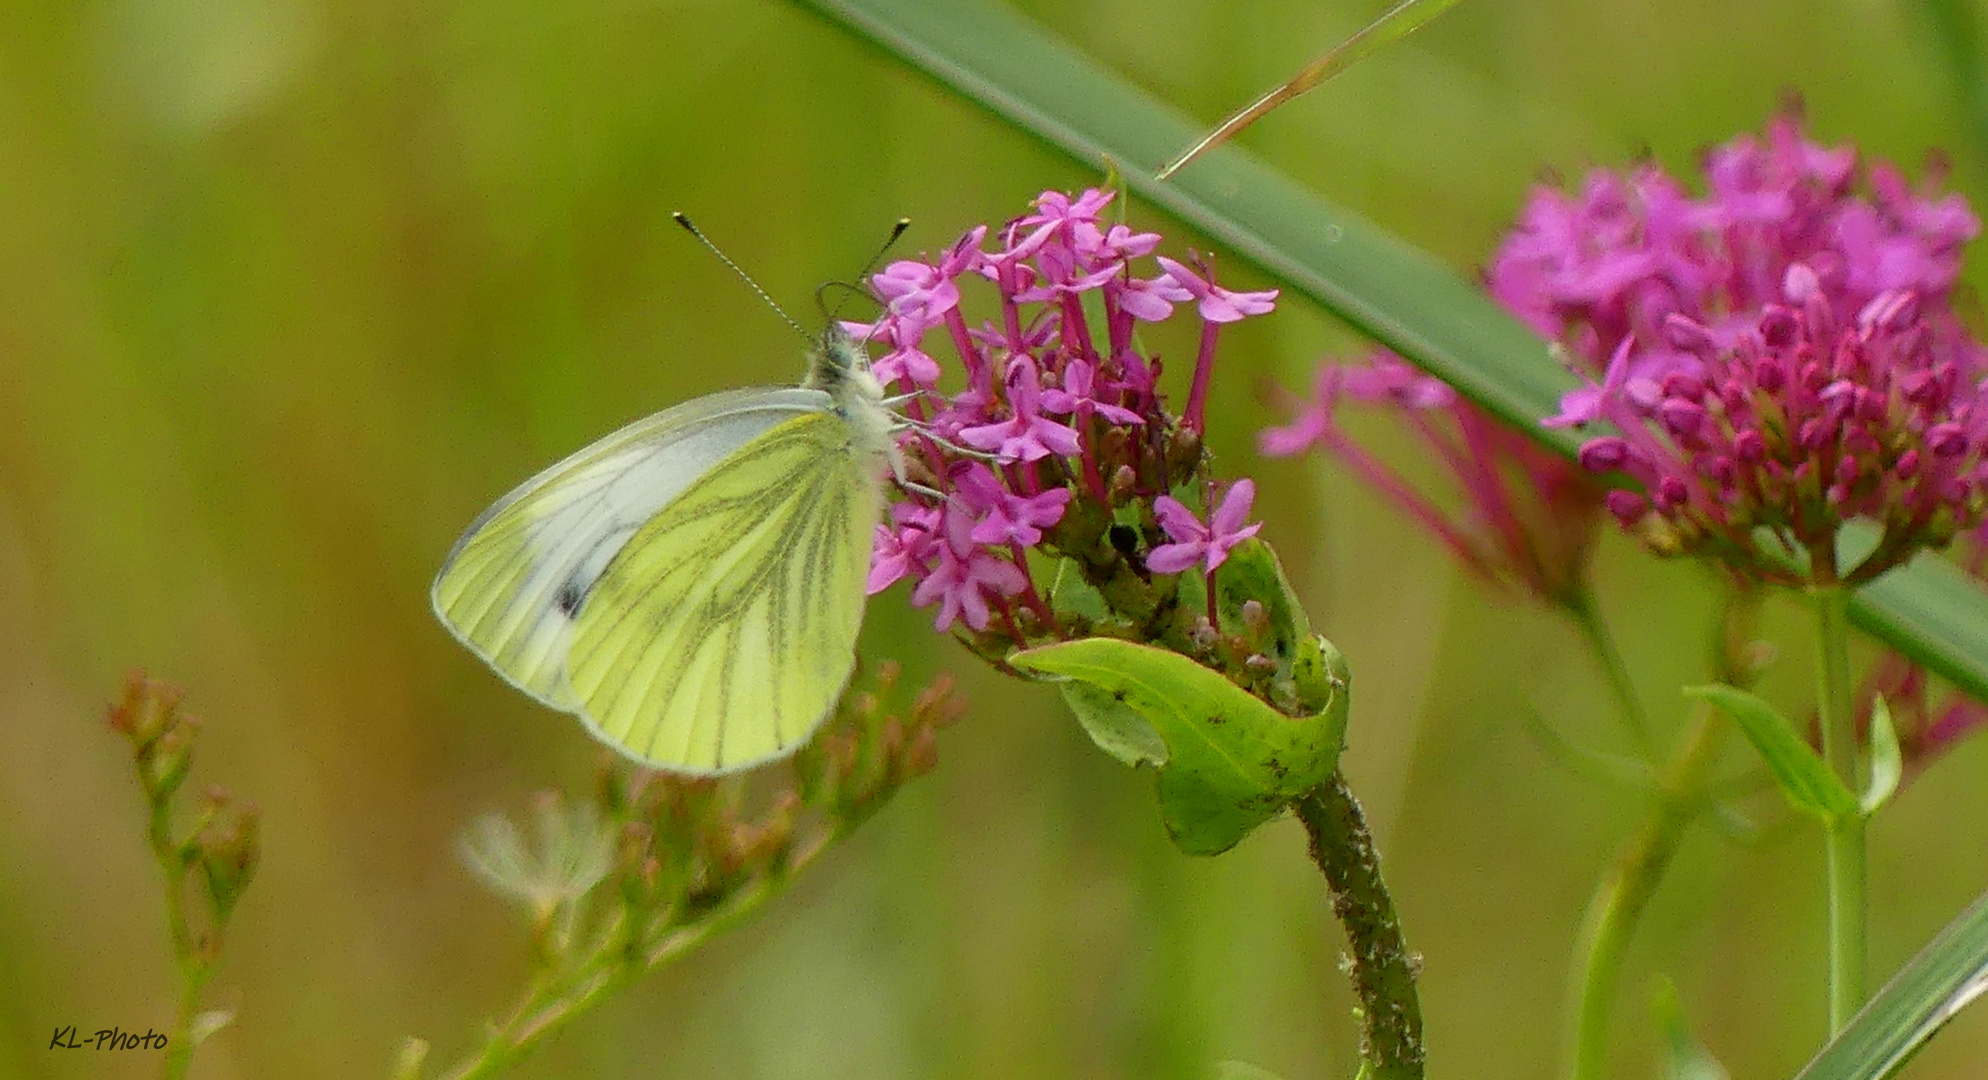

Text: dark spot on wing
xmin=555 ymin=578 xmax=586 ymax=617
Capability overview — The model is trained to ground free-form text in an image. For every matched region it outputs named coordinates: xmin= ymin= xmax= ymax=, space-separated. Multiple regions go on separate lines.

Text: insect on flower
xmin=431 ymin=218 xmax=907 ymax=775
xmin=433 ymin=191 xmax=1282 ymax=775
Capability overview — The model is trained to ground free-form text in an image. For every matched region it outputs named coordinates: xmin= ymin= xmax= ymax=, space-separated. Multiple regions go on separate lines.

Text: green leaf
xmin=1215 ymin=538 xmax=1334 ymax=715
xmin=1794 ymin=889 xmax=1988 ymax=1080
xmin=1047 ymin=556 xmax=1111 ymax=624
xmin=792 ymin=0 xmax=1988 ymax=722
xmin=1861 ymin=695 xmax=1902 ymax=816
xmin=1684 ymin=684 xmax=1859 ymax=822
xmin=1652 ymin=977 xmax=1730 ymax=1080
xmin=1215 ymin=538 xmax=1310 ymax=642
xmin=1012 ymin=637 xmax=1349 ymax=856
xmin=1059 ymin=680 xmax=1169 ymax=769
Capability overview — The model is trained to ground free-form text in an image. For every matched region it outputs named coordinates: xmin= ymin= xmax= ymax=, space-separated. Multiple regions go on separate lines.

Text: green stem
xmin=1295 ymin=772 xmax=1423 ymax=1080
xmin=148 ymin=796 xmax=211 ymax=1080
xmin=1564 ymin=703 xmax=1728 ymax=1080
xmin=162 ymin=961 xmax=216 ymax=1080
xmin=1565 ymin=587 xmax=1655 ymax=760
xmin=1811 ymin=568 xmax=1866 ymax=1032
xmin=430 ymin=836 xmax=829 ymax=1080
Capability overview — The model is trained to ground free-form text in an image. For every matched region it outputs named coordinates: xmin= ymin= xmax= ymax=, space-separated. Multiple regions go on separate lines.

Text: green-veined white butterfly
xmin=432 ymin=267 xmax=900 ymax=775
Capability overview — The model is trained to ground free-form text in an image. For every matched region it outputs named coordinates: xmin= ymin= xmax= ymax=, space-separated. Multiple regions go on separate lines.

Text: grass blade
xmin=1794 ymin=890 xmax=1988 ymax=1080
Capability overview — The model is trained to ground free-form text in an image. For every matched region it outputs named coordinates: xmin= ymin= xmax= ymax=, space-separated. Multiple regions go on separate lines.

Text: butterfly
xmin=431 ymin=321 xmax=900 ymax=774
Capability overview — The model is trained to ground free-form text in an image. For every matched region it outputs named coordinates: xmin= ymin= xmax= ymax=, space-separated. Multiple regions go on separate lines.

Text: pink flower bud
xmin=1579 ymin=437 xmax=1631 ymax=471
xmin=1604 ymin=490 xmax=1650 ymax=524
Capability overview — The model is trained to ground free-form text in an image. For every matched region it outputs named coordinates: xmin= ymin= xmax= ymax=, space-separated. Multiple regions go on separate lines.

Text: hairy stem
xmin=1295 ymin=771 xmax=1423 ymax=1080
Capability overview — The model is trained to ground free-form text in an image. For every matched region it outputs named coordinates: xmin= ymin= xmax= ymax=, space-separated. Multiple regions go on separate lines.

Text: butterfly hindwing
xmin=430 ymin=387 xmax=828 ymax=711
xmin=567 ymin=410 xmax=882 ymax=772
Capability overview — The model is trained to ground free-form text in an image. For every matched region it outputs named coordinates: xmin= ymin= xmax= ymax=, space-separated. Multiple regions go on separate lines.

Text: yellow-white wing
xmin=566 ymin=410 xmax=883 ymax=773
xmin=431 ymin=387 xmax=828 ymax=711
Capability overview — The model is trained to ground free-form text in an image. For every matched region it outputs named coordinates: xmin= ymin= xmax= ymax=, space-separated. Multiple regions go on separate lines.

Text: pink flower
xmin=957 ymin=358 xmax=1084 ymax=463
xmin=1258 ymin=366 xmax=1339 ymax=458
xmin=867 ymin=503 xmax=940 ymax=594
xmin=910 ymin=508 xmax=1029 ymax=632
xmin=1096 ymin=223 xmax=1161 ymax=262
xmin=1565 ymin=276 xmax=1988 ymax=582
xmin=954 ymin=464 xmax=1071 ymax=547
xmin=847 ymin=315 xmax=943 ymax=388
xmin=1040 ymin=359 xmax=1144 ymax=427
xmin=1340 ymin=352 xmax=1456 ymax=410
xmin=1544 ymin=337 xmax=1633 ymax=429
xmin=1261 ymin=357 xmax=1602 ymax=604
xmin=872 ymin=259 xmax=962 ymax=325
xmin=1116 ymin=273 xmax=1194 ymax=322
xmin=1147 ymin=481 xmax=1264 ymax=575
xmin=1153 ymin=256 xmax=1280 ymax=323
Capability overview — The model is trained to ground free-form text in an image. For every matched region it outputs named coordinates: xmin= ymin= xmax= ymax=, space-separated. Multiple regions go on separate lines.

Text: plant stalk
xmin=1811 ymin=571 xmax=1866 ymax=1032
xmin=430 ymin=834 xmax=832 ymax=1080
xmin=1296 ymin=771 xmax=1423 ymax=1080
xmin=148 ymin=794 xmax=212 ymax=1080
xmin=1564 ymin=703 xmax=1728 ymax=1080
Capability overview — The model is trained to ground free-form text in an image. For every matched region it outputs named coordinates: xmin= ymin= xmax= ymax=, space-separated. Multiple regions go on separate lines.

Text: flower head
xmin=852 ymin=188 xmax=1281 ymax=662
xmin=1500 ymin=112 xmax=1988 ymax=583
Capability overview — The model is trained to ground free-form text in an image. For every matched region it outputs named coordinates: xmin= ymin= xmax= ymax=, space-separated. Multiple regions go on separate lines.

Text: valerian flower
xmin=852 ymin=187 xmax=1280 ymax=669
xmin=1500 ymin=111 xmax=1987 ymax=585
xmin=1148 ymin=480 xmax=1264 ymax=575
xmin=1268 ymin=113 xmax=1988 ymax=602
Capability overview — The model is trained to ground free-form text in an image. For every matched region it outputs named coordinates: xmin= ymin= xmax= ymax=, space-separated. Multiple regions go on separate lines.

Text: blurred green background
xmin=5 ymin=0 xmax=1988 ymax=1077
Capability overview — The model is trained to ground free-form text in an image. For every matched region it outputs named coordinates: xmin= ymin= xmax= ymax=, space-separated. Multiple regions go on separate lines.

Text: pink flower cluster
xmin=1499 ymin=112 xmax=1988 ymax=582
xmin=857 ymin=189 xmax=1277 ymax=637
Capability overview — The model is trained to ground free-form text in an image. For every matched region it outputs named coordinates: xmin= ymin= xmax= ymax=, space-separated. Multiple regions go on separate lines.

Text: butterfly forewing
xmin=567 ymin=410 xmax=881 ymax=772
xmin=430 ymin=387 xmax=828 ymax=710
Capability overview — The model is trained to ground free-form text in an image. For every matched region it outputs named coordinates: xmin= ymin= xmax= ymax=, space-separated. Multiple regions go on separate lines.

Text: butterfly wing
xmin=431 ymin=387 xmax=828 ymax=711
xmin=566 ymin=410 xmax=884 ymax=773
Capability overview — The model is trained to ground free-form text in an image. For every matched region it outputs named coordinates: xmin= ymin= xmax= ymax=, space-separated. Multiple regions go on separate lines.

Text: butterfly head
xmin=809 ymin=321 xmax=868 ymax=376
xmin=805 ymin=323 xmax=896 ymax=465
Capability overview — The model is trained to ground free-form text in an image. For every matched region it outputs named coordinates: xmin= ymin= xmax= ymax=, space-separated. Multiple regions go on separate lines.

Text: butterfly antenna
xmin=861 ymin=218 xmax=913 ymax=280
xmin=821 ymin=218 xmax=912 ymax=325
xmin=672 ymin=212 xmax=810 ymax=343
xmin=815 ymin=281 xmax=878 ymax=332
